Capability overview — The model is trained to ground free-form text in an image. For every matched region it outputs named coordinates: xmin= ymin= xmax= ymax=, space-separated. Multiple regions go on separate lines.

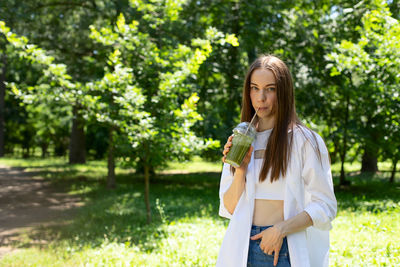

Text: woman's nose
xmin=257 ymin=91 xmax=267 ymax=102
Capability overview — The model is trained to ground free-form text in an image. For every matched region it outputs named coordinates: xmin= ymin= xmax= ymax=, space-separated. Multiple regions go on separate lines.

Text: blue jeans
xmin=247 ymin=225 xmax=291 ymax=267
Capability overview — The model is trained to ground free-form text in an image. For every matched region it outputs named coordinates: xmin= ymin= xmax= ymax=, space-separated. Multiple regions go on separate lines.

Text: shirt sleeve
xmin=301 ymin=133 xmax=337 ymax=231
xmin=218 ymin=163 xmax=235 ymax=219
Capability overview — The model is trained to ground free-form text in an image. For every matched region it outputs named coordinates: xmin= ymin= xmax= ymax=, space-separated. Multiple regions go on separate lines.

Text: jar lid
xmin=233 ymin=122 xmax=257 ymax=137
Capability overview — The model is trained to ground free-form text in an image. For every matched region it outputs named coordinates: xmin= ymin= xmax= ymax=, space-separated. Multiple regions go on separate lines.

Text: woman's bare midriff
xmin=252 ymin=199 xmax=284 ymax=226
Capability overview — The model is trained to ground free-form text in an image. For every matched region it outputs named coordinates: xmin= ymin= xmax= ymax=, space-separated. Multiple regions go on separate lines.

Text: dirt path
xmin=0 ymin=164 xmax=83 ymax=258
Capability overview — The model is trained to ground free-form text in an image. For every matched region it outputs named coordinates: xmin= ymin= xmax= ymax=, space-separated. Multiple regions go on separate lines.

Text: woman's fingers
xmin=221 ymin=135 xmax=234 ymax=158
xmin=248 ymin=145 xmax=254 ymax=155
xmin=223 ymin=142 xmax=232 ymax=151
xmin=273 ymin=249 xmax=280 ymax=266
xmin=258 ymin=231 xmax=282 ymax=266
xmin=245 ymin=146 xmax=254 ymax=160
xmin=259 ymin=247 xmax=280 ymax=266
xmin=260 ymin=245 xmax=273 ymax=255
xmin=240 ymin=146 xmax=253 ymax=166
xmin=250 ymin=233 xmax=262 ymax=240
xmin=222 ymin=146 xmax=231 ymax=156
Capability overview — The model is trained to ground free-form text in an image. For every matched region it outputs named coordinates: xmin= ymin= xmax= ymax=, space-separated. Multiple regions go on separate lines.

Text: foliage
xmin=179 ymin=0 xmax=298 ymax=160
xmin=0 ymin=0 xmax=136 ymax=158
xmin=326 ymin=0 xmax=400 ymax=167
xmin=1 ymin=0 xmax=399 ymax=173
xmin=88 ymin=7 xmax=235 ymax=170
xmin=1 ymin=1 xmax=231 ymax=220
xmin=1 ymin=9 xmax=228 ymax=169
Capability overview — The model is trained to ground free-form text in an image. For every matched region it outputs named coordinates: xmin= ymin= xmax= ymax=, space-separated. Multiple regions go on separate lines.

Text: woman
xmin=217 ymin=55 xmax=337 ymax=267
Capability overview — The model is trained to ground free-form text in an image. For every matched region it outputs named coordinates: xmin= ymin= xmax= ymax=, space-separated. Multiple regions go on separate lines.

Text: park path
xmin=0 ymin=164 xmax=83 ymax=258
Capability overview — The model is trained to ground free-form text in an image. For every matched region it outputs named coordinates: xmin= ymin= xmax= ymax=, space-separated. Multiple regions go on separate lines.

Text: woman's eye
xmin=251 ymin=86 xmax=274 ymax=91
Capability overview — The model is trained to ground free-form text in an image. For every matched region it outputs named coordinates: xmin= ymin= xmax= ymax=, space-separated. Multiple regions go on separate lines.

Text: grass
xmin=0 ymin=156 xmax=399 ymax=266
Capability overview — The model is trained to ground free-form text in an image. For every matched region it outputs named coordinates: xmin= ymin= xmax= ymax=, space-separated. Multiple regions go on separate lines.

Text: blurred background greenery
xmin=0 ymin=0 xmax=399 ymax=266
xmin=1 ymin=0 xmax=400 ymax=184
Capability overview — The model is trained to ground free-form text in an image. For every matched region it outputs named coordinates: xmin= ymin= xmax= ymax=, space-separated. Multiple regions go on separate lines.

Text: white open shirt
xmin=217 ymin=126 xmax=337 ymax=267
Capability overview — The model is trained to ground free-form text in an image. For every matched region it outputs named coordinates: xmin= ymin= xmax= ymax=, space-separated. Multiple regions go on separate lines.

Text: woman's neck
xmin=256 ymin=117 xmax=275 ymax=132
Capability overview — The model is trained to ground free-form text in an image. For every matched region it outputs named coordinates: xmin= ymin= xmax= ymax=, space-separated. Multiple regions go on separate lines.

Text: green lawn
xmin=0 ymin=157 xmax=399 ymax=266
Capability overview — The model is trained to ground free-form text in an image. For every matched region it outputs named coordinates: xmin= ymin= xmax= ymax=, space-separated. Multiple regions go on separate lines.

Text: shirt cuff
xmin=219 ymin=197 xmax=233 ymax=219
xmin=304 ymin=202 xmax=333 ymax=231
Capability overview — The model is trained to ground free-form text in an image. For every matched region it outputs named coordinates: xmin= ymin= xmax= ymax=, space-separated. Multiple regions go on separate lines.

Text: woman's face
xmin=249 ymin=68 xmax=277 ymax=121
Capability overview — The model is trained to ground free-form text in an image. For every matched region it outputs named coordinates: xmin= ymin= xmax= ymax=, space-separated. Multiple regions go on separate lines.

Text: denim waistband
xmin=251 ymin=224 xmax=274 ymax=231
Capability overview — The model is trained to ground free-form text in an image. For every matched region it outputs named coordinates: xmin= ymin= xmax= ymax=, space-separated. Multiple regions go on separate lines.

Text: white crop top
xmin=253 ymin=128 xmax=286 ymax=200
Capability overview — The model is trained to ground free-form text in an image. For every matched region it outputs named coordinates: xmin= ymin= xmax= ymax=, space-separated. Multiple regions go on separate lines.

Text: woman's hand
xmin=222 ymin=135 xmax=234 ymax=162
xmin=222 ymin=135 xmax=253 ymax=171
xmin=250 ymin=225 xmax=285 ymax=266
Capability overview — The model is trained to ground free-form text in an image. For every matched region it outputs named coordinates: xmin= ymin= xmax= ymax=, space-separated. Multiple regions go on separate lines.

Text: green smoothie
xmin=225 ymin=122 xmax=256 ymax=167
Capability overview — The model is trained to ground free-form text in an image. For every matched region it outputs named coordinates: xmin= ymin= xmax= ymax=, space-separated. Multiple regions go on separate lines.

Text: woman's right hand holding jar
xmin=222 ymin=134 xmax=253 ymax=172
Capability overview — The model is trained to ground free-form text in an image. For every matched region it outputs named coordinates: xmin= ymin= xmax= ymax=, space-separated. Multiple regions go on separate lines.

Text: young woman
xmin=217 ymin=55 xmax=337 ymax=267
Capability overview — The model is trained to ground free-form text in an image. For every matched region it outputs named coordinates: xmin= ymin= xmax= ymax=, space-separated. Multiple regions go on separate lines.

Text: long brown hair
xmin=234 ymin=54 xmax=322 ymax=182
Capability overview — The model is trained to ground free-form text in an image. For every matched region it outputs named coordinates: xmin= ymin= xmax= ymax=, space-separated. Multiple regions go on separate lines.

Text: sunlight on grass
xmin=0 ymin=218 xmax=227 ymax=267
xmin=161 ymin=156 xmax=222 ymax=174
xmin=330 ymin=160 xmax=399 ymax=174
xmin=331 ymin=210 xmax=400 ymax=266
xmin=131 ymin=218 xmax=226 ymax=266
xmin=0 ymin=157 xmax=399 ymax=266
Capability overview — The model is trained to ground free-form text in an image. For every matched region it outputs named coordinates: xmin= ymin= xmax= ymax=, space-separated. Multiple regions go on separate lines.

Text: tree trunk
xmin=0 ymin=54 xmax=6 ymax=157
xmin=361 ymin=116 xmax=380 ymax=174
xmin=107 ymin=125 xmax=116 ymax=189
xmin=69 ymin=104 xmax=86 ymax=164
xmin=136 ymin=157 xmax=156 ymax=176
xmin=339 ymin=93 xmax=350 ymax=185
xmin=41 ymin=142 xmax=48 ymax=158
xmin=23 ymin=146 xmax=30 ymax=158
xmin=54 ymin=140 xmax=67 ymax=157
xmin=390 ymin=157 xmax=398 ymax=183
xmin=360 ymin=148 xmax=378 ymax=173
xmin=144 ymin=163 xmax=151 ymax=224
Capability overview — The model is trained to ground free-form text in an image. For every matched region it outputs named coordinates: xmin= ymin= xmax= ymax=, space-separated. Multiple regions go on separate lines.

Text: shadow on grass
xmin=333 ymin=172 xmax=400 ymax=213
xmin=8 ymin=168 xmax=222 ymax=254
xmin=7 ymin=165 xmax=400 ymax=255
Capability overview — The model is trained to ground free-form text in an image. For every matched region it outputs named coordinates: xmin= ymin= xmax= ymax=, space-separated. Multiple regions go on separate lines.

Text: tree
xmin=0 ymin=36 xmax=5 ymax=157
xmin=274 ymin=0 xmax=384 ymax=185
xmin=0 ymin=0 xmax=134 ymax=161
xmin=180 ymin=0 xmax=299 ymax=160
xmin=326 ymin=1 xmax=400 ymax=177
xmin=0 ymin=21 xmax=95 ymax=163
xmin=89 ymin=2 xmax=234 ymax=221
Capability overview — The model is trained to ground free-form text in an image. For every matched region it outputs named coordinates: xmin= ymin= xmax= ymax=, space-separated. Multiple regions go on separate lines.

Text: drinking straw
xmin=245 ymin=107 xmax=260 ymax=135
